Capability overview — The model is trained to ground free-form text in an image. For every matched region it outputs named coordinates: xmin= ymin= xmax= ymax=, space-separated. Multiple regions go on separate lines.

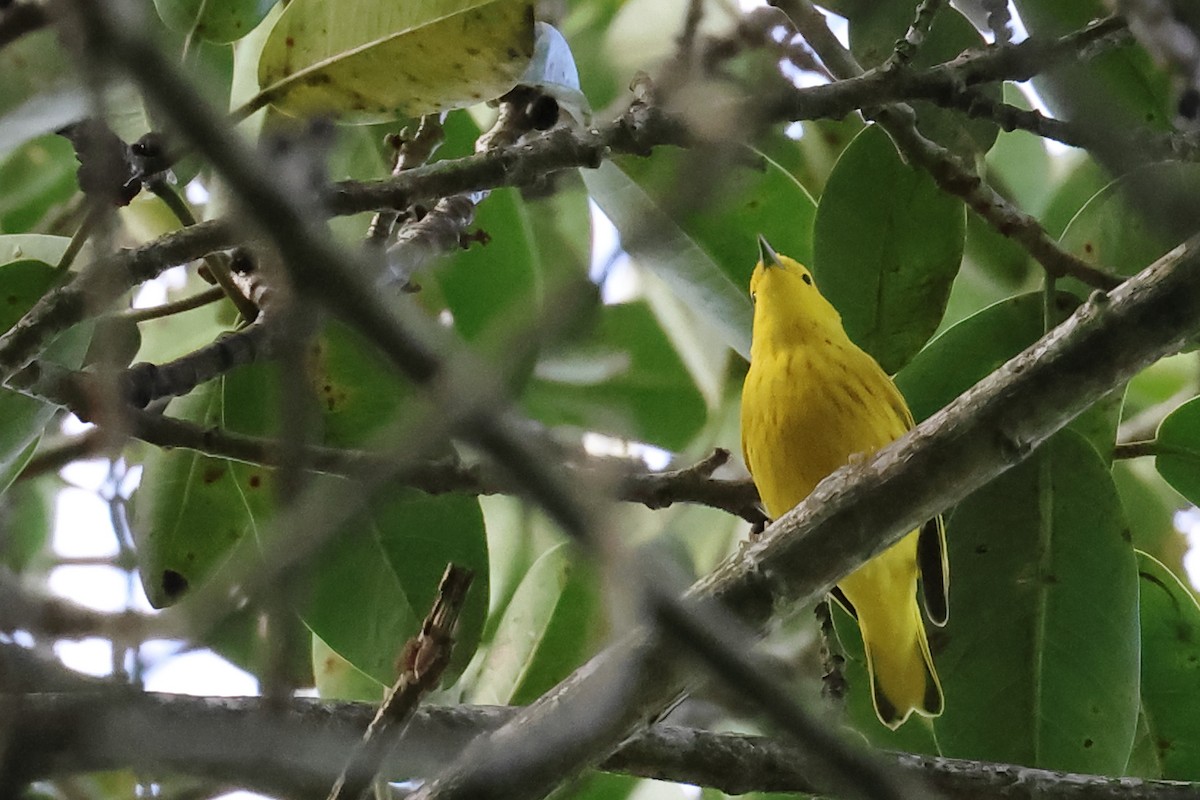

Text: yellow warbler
xmin=740 ymin=236 xmax=948 ymax=729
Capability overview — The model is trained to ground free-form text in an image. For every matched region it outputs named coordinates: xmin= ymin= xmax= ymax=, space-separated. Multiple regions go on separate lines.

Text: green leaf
xmin=230 ymin=1 xmax=283 ymax=132
xmin=304 ymin=318 xmax=489 ymax=687
xmin=467 ymin=542 xmax=599 ymax=705
xmin=0 ymin=259 xmax=60 ymax=328
xmin=960 ymin=211 xmax=1033 ymax=296
xmin=475 ymin=494 xmax=541 ymax=643
xmin=0 ymin=476 xmax=54 ymax=573
xmin=0 ymin=258 xmax=91 ymax=492
xmin=313 ymin=632 xmax=385 ymax=701
xmin=301 ymin=503 xmax=414 ymax=691
xmin=0 ymin=135 xmax=78 ymax=234
xmin=202 ymin=601 xmax=314 ymax=688
xmin=165 ymin=32 xmax=239 ymax=125
xmin=373 ymin=490 xmax=488 ymax=681
xmin=1013 ymin=0 xmax=1172 ymax=133
xmin=640 ymin=271 xmax=728 ymax=412
xmin=986 ymin=84 xmax=1053 ymax=217
xmin=304 ymin=486 xmax=489 ymax=686
xmin=584 ymin=146 xmax=816 ymax=359
xmin=1127 ymin=709 xmax=1165 ymax=779
xmin=522 ymin=300 xmax=707 ymax=450
xmin=1137 ymin=551 xmax=1200 ymax=780
xmin=1113 ymin=460 xmax=1186 ymax=560
xmin=429 ymin=111 xmax=543 ymax=345
xmin=787 ymin=117 xmax=865 ymax=196
xmin=255 ymin=0 xmax=535 ymax=121
xmin=0 ymin=30 xmax=78 ymax=157
xmin=1039 ymin=154 xmax=1109 ymax=239
xmin=1059 ymin=162 xmax=1200 ymax=283
xmin=849 ymin=5 xmax=999 ymax=158
xmin=154 ymin=0 xmax=277 ymax=44
xmin=813 ymin=125 xmax=965 ymax=373
xmin=1154 ymin=396 xmax=1200 ymax=506
xmin=0 ymin=234 xmax=71 ymax=266
xmin=1125 ymin=353 xmax=1195 ymax=421
xmin=551 ymin=773 xmax=640 ymax=800
xmin=0 ymin=30 xmax=148 ymax=159
xmin=897 ymin=291 xmax=1119 ymax=461
xmin=310 ymin=320 xmax=411 ymax=448
xmin=131 ymin=366 xmax=277 ymax=608
xmin=523 ymin=172 xmax=592 ymax=285
xmin=934 ymin=431 xmax=1139 ymax=773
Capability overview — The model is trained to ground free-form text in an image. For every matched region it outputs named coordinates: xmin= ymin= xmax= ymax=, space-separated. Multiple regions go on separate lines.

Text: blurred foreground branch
xmin=0 ymin=13 xmax=1146 ymax=380
xmin=399 ymin=230 xmax=1200 ymax=800
xmin=7 ymin=688 xmax=1197 ymax=800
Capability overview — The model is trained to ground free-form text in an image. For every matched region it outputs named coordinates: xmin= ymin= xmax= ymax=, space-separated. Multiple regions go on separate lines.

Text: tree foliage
xmin=3 ymin=1 xmax=1200 ymax=799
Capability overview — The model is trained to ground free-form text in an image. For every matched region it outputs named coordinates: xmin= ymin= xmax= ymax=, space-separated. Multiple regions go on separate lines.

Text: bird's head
xmin=749 ymin=235 xmax=843 ymax=343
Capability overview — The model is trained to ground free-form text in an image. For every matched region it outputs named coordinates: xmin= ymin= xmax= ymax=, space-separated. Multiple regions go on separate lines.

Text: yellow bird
xmin=740 ymin=236 xmax=948 ymax=729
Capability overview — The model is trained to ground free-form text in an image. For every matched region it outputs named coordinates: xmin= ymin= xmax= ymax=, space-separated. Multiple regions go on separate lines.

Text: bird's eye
xmin=801 ymin=273 xmax=813 ymax=286
xmin=750 ymin=290 xmax=757 ymax=303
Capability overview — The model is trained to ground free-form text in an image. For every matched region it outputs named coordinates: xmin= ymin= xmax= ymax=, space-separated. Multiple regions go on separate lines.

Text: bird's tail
xmin=859 ymin=602 xmax=944 ymax=730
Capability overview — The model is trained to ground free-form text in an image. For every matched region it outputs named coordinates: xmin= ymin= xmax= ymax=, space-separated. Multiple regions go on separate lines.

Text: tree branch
xmin=8 ymin=689 xmax=1199 ymax=800
xmin=329 ymin=565 xmax=472 ymax=800
xmin=0 ymin=0 xmax=49 ymax=51
xmin=403 ymin=233 xmax=1200 ymax=800
xmin=0 ymin=217 xmax=237 ymax=379
xmin=0 ymin=15 xmax=1147 ymax=384
xmin=776 ymin=0 xmax=1123 ymax=290
xmin=14 ymin=8 xmax=1200 ymax=800
xmin=121 ymin=409 xmax=766 ymax=520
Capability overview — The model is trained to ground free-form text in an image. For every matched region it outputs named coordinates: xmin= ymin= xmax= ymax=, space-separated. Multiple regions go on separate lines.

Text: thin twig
xmin=55 ymin=204 xmax=103 ymax=272
xmin=0 ymin=19 xmax=1137 ymax=381
xmin=119 ymin=285 xmax=226 ymax=323
xmin=384 ymin=88 xmax=548 ymax=286
xmin=883 ymin=0 xmax=946 ymax=69
xmin=116 ymin=405 xmax=765 ymax=518
xmin=775 ymin=0 xmax=1124 ymax=291
xmin=365 ymin=115 xmax=447 ymax=246
xmin=328 ymin=565 xmax=473 ymax=800
xmin=16 ymin=428 xmax=108 ymax=481
xmin=676 ymin=0 xmax=705 ymax=60
xmin=980 ymin=0 xmax=1013 ymax=45
xmin=117 ymin=323 xmax=272 ymax=408
xmin=145 ymin=178 xmax=259 ymax=323
xmin=1113 ymin=439 xmax=1158 ymax=459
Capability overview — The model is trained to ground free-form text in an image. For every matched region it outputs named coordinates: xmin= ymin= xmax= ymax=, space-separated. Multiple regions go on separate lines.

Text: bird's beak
xmin=757 ymin=234 xmax=782 ymax=269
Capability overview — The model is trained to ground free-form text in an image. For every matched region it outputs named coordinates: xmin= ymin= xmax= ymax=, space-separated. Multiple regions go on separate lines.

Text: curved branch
xmin=0 ymin=15 xmax=1146 ymax=383
xmin=123 ymin=411 xmax=762 ymax=519
xmin=0 ymin=218 xmax=237 ymax=379
xmin=403 ymin=231 xmax=1200 ymax=800
xmin=776 ymin=0 xmax=1123 ymax=290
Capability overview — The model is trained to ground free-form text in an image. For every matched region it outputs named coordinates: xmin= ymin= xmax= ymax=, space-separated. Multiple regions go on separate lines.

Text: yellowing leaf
xmin=254 ymin=0 xmax=535 ymax=121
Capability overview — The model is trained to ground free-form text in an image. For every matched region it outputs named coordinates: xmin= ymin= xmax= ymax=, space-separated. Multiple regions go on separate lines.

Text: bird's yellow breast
xmin=741 ymin=339 xmax=909 ymax=520
xmin=740 ymin=239 xmax=946 ymax=729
